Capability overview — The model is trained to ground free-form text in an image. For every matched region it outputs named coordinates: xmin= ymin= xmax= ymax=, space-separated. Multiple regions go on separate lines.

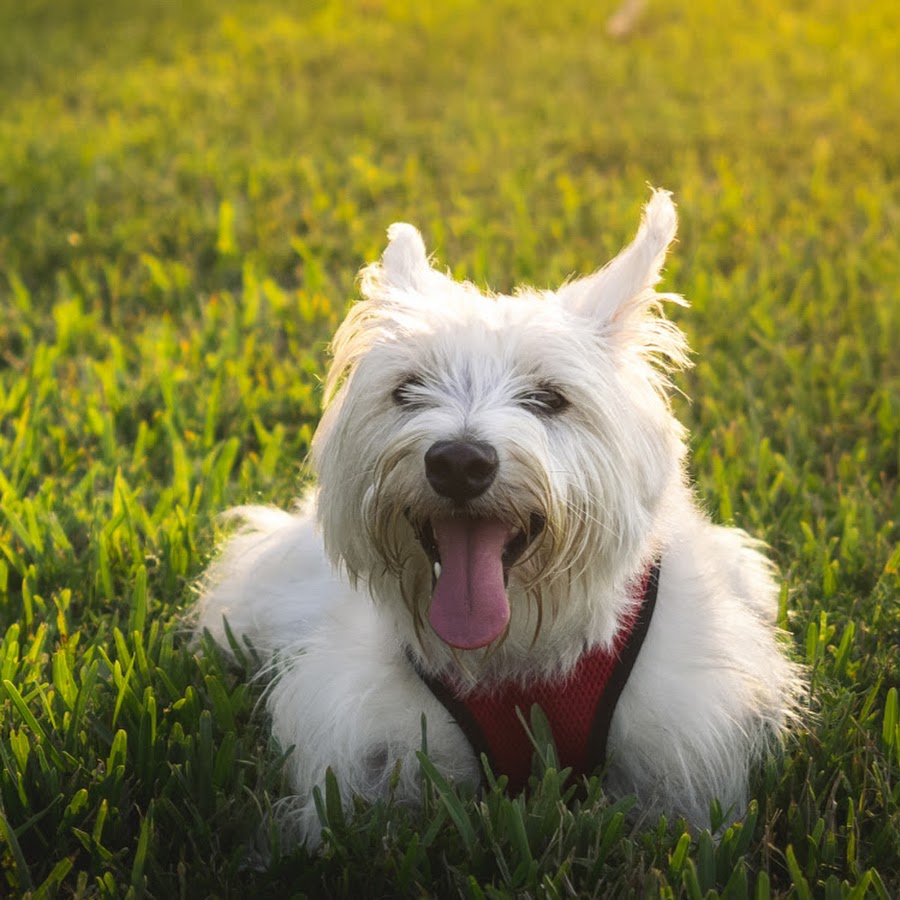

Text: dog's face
xmin=313 ymin=192 xmax=689 ymax=655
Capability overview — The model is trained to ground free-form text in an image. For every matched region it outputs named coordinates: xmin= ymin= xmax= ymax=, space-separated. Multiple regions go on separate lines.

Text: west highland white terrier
xmin=195 ymin=190 xmax=803 ymax=844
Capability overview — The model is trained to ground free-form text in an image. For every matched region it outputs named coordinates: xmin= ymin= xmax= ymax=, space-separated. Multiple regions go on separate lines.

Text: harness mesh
xmin=412 ymin=562 xmax=660 ymax=792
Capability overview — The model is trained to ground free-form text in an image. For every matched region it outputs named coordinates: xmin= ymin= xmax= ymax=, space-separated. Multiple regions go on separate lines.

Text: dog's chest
xmin=412 ymin=563 xmax=659 ymax=791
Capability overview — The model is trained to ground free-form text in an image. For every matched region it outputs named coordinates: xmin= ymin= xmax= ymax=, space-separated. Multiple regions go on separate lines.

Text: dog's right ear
xmin=380 ymin=223 xmax=432 ymax=292
xmin=359 ymin=223 xmax=435 ymax=301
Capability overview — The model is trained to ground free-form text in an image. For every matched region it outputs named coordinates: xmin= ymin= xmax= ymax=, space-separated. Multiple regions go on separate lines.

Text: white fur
xmin=194 ymin=190 xmax=803 ymax=844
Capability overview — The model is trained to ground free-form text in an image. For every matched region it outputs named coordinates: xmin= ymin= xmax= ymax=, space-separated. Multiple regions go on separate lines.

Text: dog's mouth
xmin=411 ymin=513 xmax=545 ymax=651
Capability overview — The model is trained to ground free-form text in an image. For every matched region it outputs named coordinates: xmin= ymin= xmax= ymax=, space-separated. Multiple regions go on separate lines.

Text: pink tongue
xmin=428 ymin=518 xmax=513 ymax=650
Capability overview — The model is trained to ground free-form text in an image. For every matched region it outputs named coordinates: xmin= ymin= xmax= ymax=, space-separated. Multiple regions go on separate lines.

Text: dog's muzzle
xmin=397 ymin=438 xmax=546 ymax=650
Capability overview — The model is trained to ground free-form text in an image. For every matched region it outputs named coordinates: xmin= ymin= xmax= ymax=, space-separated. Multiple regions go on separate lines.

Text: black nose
xmin=425 ymin=439 xmax=499 ymax=503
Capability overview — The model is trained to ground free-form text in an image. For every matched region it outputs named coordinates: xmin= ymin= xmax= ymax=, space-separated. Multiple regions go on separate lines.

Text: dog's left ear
xmin=558 ymin=189 xmax=679 ymax=327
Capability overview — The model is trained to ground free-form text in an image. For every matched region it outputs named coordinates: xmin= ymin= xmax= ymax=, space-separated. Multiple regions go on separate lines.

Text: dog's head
xmin=312 ymin=190 xmax=690 ymax=660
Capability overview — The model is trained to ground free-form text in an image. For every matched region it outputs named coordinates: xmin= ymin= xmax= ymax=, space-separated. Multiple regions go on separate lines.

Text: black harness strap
xmin=586 ymin=561 xmax=660 ymax=770
xmin=411 ymin=656 xmax=497 ymax=775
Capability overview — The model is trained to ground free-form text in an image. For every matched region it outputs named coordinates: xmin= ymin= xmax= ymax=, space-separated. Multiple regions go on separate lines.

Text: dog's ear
xmin=558 ymin=189 xmax=679 ymax=326
xmin=359 ymin=223 xmax=437 ymax=301
xmin=380 ymin=223 xmax=432 ymax=291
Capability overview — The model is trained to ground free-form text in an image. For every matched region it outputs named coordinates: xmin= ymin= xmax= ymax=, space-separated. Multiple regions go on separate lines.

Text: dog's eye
xmin=392 ymin=375 xmax=427 ymax=408
xmin=519 ymin=386 xmax=570 ymax=416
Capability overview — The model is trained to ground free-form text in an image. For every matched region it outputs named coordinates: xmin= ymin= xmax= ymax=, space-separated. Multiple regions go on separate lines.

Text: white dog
xmin=195 ymin=190 xmax=803 ymax=844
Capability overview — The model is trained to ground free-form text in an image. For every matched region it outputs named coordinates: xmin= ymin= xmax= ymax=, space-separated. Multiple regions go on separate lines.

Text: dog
xmin=195 ymin=190 xmax=803 ymax=845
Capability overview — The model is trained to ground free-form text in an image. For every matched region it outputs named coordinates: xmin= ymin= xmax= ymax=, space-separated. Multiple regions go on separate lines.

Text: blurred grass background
xmin=1 ymin=0 xmax=898 ymax=896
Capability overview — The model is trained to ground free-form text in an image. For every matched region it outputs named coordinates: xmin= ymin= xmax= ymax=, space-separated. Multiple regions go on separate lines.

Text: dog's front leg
xmin=264 ymin=612 xmax=480 ymax=847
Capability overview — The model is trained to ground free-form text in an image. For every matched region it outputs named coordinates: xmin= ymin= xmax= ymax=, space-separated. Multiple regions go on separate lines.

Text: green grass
xmin=1 ymin=0 xmax=898 ymax=895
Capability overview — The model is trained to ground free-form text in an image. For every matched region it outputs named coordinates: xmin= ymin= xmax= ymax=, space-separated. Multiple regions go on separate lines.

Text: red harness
xmin=411 ymin=563 xmax=660 ymax=792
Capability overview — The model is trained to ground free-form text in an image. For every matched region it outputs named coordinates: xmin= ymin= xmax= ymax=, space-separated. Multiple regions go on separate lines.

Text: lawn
xmin=1 ymin=0 xmax=898 ymax=896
